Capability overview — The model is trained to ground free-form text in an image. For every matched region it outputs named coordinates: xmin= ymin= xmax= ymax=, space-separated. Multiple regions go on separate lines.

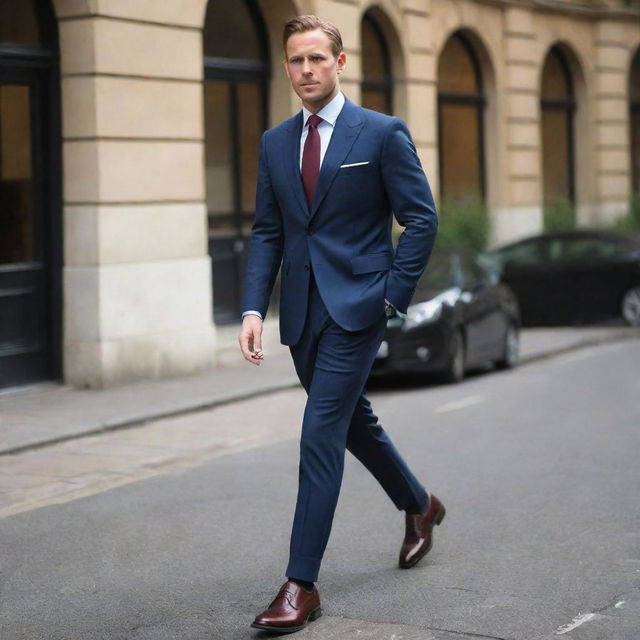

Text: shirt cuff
xmin=242 ymin=310 xmax=263 ymax=320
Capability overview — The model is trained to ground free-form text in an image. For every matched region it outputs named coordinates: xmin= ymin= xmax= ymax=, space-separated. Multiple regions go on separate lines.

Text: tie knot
xmin=307 ymin=114 xmax=323 ymax=129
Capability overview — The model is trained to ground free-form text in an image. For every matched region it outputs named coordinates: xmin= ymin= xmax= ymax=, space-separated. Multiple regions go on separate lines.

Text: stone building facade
xmin=0 ymin=0 xmax=638 ymax=390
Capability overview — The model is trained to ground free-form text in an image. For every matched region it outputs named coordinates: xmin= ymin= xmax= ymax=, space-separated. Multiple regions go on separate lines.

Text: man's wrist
xmin=242 ymin=310 xmax=263 ymax=321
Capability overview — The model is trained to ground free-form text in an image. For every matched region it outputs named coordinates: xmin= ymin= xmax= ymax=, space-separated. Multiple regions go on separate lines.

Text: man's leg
xmin=286 ymin=287 xmax=387 ymax=583
xmin=346 ymin=392 xmax=429 ymax=515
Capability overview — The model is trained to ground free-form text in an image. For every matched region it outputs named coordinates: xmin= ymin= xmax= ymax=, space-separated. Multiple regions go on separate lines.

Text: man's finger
xmin=238 ymin=318 xmax=264 ymax=365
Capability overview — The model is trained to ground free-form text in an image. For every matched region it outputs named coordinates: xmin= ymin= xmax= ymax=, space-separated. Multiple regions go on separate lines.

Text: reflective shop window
xmin=541 ymin=48 xmax=575 ymax=207
xmin=630 ymin=49 xmax=640 ymax=194
xmin=0 ymin=85 xmax=33 ymax=264
xmin=0 ymin=1 xmax=40 ymax=46
xmin=203 ymin=0 xmax=270 ymax=323
xmin=438 ymin=34 xmax=485 ymax=203
xmin=361 ymin=13 xmax=392 ymax=115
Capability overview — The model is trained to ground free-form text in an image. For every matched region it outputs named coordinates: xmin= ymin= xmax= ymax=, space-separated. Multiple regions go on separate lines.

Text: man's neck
xmin=303 ymin=87 xmax=340 ymax=114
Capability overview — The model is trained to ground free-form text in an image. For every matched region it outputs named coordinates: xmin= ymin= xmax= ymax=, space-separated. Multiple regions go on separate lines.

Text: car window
xmin=416 ymin=253 xmax=455 ymax=292
xmin=472 ymin=257 xmax=497 ymax=287
xmin=558 ymin=237 xmax=619 ymax=262
xmin=498 ymin=239 xmax=545 ymax=267
xmin=459 ymin=252 xmax=494 ymax=288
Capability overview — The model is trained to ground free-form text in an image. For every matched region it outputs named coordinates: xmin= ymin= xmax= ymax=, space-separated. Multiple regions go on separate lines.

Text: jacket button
xmin=304 ymin=264 xmax=310 ymax=271
xmin=308 ymin=228 xmax=315 ymax=235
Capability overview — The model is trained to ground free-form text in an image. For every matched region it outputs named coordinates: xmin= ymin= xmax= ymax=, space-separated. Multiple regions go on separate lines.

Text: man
xmin=238 ymin=15 xmax=444 ymax=634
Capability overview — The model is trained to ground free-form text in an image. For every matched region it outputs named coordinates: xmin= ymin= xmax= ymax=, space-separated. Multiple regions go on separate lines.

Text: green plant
xmin=608 ymin=193 xmax=640 ymax=232
xmin=543 ymin=199 xmax=576 ymax=233
xmin=435 ymin=196 xmax=490 ymax=252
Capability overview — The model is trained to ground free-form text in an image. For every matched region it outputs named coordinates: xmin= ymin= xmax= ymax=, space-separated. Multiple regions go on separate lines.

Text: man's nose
xmin=302 ymin=59 xmax=312 ymax=75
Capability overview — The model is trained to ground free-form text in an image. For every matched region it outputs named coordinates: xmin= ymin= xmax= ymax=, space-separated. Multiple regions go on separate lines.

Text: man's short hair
xmin=283 ymin=15 xmax=343 ymax=59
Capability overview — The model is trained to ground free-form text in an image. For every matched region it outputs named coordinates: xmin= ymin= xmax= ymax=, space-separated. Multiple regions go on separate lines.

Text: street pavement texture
xmin=1 ymin=327 xmax=634 ymax=456
xmin=1 ymin=340 xmax=639 ymax=639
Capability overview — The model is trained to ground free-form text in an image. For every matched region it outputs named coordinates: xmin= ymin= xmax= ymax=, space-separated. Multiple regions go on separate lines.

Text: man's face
xmin=284 ymin=28 xmax=346 ymax=113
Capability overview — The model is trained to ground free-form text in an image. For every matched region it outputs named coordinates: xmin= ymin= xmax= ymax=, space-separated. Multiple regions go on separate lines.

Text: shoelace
xmin=270 ymin=586 xmax=299 ymax=610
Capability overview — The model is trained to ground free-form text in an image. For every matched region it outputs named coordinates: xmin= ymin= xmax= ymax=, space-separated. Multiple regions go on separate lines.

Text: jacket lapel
xmin=282 ymin=112 xmax=308 ymax=217
xmin=310 ymin=100 xmax=364 ymax=220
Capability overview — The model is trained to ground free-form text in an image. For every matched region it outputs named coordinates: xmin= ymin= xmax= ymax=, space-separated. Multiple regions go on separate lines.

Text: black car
xmin=485 ymin=230 xmax=640 ymax=326
xmin=371 ymin=249 xmax=520 ymax=383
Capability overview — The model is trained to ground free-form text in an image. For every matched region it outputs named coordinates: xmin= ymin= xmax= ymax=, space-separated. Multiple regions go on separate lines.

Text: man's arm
xmin=239 ymin=133 xmax=284 ymax=365
xmin=381 ymin=118 xmax=438 ymax=313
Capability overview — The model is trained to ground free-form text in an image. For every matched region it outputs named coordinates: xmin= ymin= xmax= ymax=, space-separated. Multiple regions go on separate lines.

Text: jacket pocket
xmin=351 ymin=251 xmax=393 ymax=275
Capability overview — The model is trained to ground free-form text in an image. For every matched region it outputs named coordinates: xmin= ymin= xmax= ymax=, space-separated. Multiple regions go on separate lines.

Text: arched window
xmin=437 ymin=33 xmax=485 ymax=203
xmin=0 ymin=0 xmax=61 ymax=388
xmin=630 ymin=48 xmax=640 ymax=195
xmin=203 ymin=0 xmax=270 ymax=324
xmin=540 ymin=46 xmax=575 ymax=221
xmin=361 ymin=12 xmax=392 ymax=114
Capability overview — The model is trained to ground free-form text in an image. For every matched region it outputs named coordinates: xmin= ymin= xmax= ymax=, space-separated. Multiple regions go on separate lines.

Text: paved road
xmin=1 ymin=340 xmax=639 ymax=639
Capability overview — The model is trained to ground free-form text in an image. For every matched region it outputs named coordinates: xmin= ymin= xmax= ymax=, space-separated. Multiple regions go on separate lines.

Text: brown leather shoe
xmin=399 ymin=492 xmax=446 ymax=569
xmin=251 ymin=580 xmax=322 ymax=634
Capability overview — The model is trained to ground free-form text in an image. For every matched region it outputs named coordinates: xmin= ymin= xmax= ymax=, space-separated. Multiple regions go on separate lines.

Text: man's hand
xmin=239 ymin=315 xmax=265 ymax=365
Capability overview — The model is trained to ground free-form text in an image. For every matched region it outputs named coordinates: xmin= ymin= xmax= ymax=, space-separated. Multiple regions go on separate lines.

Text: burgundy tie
xmin=301 ymin=114 xmax=323 ymax=207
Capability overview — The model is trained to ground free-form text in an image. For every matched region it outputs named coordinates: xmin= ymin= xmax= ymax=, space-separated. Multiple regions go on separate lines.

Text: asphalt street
xmin=1 ymin=339 xmax=639 ymax=640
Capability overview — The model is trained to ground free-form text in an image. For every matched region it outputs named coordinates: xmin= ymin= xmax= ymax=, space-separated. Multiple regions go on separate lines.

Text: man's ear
xmin=336 ymin=52 xmax=347 ymax=75
xmin=283 ymin=59 xmax=291 ymax=80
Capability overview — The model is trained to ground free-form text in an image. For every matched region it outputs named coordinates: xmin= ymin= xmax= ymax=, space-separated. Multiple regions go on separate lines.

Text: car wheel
xmin=621 ymin=286 xmax=640 ymax=327
xmin=496 ymin=323 xmax=519 ymax=370
xmin=441 ymin=330 xmax=465 ymax=384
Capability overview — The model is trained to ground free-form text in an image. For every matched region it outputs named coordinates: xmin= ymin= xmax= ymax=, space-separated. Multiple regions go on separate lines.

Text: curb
xmin=518 ymin=330 xmax=637 ymax=366
xmin=0 ymin=379 xmax=300 ymax=458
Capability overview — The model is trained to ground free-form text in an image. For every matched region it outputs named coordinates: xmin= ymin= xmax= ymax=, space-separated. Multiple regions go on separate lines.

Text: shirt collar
xmin=302 ymin=91 xmax=345 ymax=128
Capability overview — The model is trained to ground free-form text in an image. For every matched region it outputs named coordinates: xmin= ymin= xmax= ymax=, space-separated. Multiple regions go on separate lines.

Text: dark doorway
xmin=0 ymin=0 xmax=62 ymax=389
xmin=203 ymin=0 xmax=270 ymax=324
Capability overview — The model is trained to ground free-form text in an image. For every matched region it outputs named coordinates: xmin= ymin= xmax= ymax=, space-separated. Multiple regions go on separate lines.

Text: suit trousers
xmin=285 ymin=275 xmax=429 ymax=582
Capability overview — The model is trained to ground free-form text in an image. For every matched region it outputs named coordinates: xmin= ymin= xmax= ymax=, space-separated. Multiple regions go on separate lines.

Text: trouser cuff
xmin=286 ymin=554 xmax=322 ymax=583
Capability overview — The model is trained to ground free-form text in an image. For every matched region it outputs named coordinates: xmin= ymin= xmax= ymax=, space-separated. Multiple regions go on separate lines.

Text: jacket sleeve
xmin=241 ymin=132 xmax=284 ymax=319
xmin=380 ymin=118 xmax=438 ymax=313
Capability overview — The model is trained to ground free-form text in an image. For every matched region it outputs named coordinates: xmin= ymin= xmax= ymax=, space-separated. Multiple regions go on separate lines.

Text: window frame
xmin=360 ymin=12 xmax=393 ymax=115
xmin=540 ymin=46 xmax=576 ymax=206
xmin=437 ymin=32 xmax=487 ymax=203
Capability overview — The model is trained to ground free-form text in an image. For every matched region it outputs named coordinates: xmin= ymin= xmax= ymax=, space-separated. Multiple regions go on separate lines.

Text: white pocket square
xmin=340 ymin=161 xmax=370 ymax=168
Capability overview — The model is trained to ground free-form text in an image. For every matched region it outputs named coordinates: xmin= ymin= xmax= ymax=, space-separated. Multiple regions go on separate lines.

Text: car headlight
xmin=404 ymin=299 xmax=442 ymax=329
xmin=403 ymin=287 xmax=460 ymax=330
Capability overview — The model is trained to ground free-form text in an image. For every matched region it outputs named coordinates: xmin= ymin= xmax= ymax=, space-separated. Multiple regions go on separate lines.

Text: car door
xmin=459 ymin=254 xmax=505 ymax=365
xmin=555 ymin=235 xmax=631 ymax=321
xmin=498 ymin=236 xmax=571 ymax=325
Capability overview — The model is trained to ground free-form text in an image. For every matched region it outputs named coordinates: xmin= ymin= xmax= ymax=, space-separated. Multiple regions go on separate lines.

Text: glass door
xmin=0 ymin=70 xmax=51 ymax=387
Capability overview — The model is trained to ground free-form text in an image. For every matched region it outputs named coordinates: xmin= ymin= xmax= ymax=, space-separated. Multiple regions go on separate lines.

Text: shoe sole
xmin=250 ymin=607 xmax=322 ymax=634
xmin=398 ymin=503 xmax=446 ymax=569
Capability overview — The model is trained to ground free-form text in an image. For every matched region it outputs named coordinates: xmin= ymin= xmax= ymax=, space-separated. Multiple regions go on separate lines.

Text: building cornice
xmin=475 ymin=0 xmax=640 ymax=20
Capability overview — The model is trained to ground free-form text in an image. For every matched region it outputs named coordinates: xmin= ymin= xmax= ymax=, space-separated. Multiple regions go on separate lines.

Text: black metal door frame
xmin=0 ymin=2 xmax=62 ymax=389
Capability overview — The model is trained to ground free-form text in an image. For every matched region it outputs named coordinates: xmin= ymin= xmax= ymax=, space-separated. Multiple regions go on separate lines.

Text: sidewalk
xmin=0 ymin=325 xmax=637 ymax=456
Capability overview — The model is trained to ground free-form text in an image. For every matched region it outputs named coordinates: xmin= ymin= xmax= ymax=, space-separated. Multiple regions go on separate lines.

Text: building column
xmin=400 ymin=0 xmax=438 ymax=197
xmin=592 ymin=20 xmax=632 ymax=225
xmin=309 ymin=0 xmax=362 ymax=104
xmin=494 ymin=5 xmax=542 ymax=245
xmin=54 ymin=0 xmax=216 ymax=388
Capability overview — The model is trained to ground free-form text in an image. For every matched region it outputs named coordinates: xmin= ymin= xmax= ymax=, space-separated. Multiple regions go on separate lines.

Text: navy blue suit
xmin=243 ymin=98 xmax=438 ymax=582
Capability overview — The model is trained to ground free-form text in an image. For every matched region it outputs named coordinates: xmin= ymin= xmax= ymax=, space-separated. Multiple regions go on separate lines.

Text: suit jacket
xmin=243 ymin=98 xmax=438 ymax=346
